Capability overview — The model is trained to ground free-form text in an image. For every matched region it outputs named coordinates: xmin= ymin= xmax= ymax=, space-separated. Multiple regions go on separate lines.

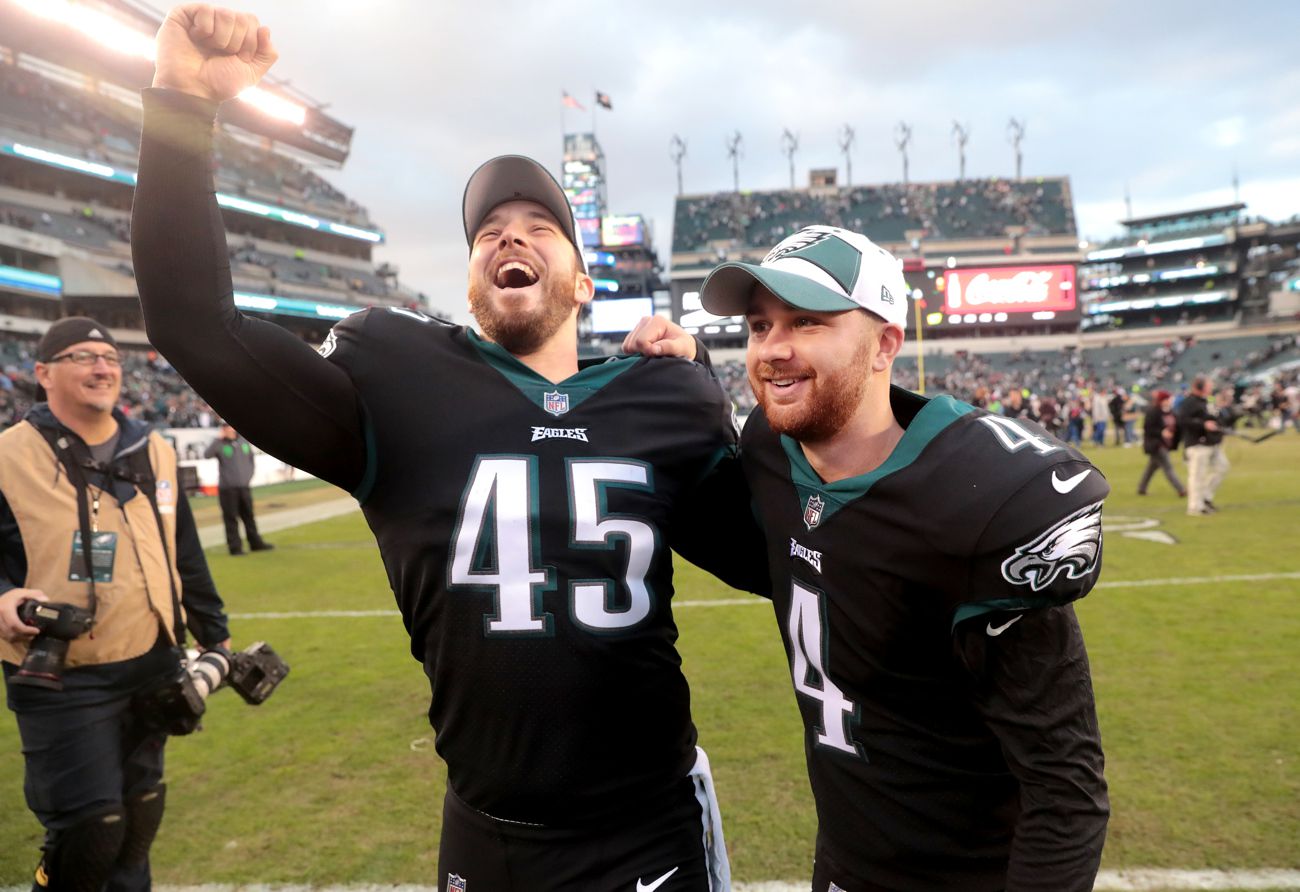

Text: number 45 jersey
xmin=323 ymin=307 xmax=753 ymax=826
xmin=741 ymin=386 xmax=1109 ymax=887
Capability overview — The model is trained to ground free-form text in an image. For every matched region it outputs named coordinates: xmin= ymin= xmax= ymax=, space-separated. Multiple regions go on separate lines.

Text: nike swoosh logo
xmin=1052 ymin=468 xmax=1091 ymax=494
xmin=636 ymin=866 xmax=680 ymax=892
xmin=986 ymin=615 xmax=1024 ymax=636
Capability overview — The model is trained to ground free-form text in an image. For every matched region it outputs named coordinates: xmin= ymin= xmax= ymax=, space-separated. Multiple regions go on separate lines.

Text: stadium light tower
xmin=781 ymin=128 xmax=799 ymax=189
xmin=894 ymin=122 xmax=912 ymax=186
xmin=1007 ymin=117 xmax=1026 ymax=181
xmin=839 ymin=124 xmax=856 ymax=187
xmin=952 ymin=121 xmax=970 ymax=181
xmin=726 ymin=131 xmax=744 ymax=193
xmin=670 ymin=134 xmax=687 ymax=196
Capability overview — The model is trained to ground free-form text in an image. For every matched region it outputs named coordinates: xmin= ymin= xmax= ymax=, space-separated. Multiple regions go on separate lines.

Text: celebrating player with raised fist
xmin=132 ymin=7 xmax=765 ymax=890
xmin=152 ymin=4 xmax=278 ymax=102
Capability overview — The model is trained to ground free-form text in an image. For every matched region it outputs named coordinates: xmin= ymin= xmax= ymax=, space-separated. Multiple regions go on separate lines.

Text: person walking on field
xmin=1137 ymin=390 xmax=1185 ymax=497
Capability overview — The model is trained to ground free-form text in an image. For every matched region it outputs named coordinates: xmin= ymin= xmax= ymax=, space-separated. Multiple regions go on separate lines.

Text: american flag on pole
xmin=562 ymin=91 xmax=585 ymax=111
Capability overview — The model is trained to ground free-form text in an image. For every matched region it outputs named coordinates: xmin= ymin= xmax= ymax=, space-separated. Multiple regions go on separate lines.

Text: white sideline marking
xmin=7 ymin=872 xmax=1297 ymax=892
xmin=1097 ymin=571 xmax=1300 ymax=588
xmin=227 ymin=571 xmax=1300 ymax=621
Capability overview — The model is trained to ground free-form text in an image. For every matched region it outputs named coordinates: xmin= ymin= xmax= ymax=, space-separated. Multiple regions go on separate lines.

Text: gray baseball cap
xmin=462 ymin=155 xmax=588 ymax=273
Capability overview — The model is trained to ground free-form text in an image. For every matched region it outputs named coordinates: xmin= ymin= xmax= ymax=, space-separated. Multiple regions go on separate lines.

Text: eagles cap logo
xmin=764 ymin=225 xmax=863 ymax=296
xmin=1001 ymin=501 xmax=1103 ymax=592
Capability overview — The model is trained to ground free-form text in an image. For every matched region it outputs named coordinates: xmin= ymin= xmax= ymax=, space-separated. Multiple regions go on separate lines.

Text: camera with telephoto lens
xmin=136 ymin=641 xmax=289 ymax=735
xmin=11 ymin=600 xmax=96 ymax=690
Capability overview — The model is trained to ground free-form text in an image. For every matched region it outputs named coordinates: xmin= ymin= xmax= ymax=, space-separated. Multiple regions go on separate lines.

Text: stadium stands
xmin=0 ymin=61 xmax=374 ymax=229
xmin=0 ymin=56 xmax=421 ymax=319
xmin=673 ymin=177 xmax=1075 ymax=253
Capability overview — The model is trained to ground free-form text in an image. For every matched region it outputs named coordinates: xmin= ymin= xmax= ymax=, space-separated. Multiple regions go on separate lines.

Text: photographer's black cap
xmin=36 ymin=317 xmax=118 ymax=362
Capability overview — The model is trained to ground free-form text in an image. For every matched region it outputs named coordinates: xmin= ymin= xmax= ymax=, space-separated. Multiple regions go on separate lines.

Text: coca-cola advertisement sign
xmin=942 ymin=265 xmax=1076 ymax=315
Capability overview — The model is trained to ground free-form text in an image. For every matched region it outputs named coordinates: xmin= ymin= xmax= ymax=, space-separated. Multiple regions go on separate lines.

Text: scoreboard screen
xmin=602 ymin=215 xmax=645 ymax=247
xmin=938 ymin=264 xmax=1077 ymax=325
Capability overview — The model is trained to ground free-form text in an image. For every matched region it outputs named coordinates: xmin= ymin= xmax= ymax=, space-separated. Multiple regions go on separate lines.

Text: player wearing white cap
xmin=627 ymin=225 xmax=1111 ymax=891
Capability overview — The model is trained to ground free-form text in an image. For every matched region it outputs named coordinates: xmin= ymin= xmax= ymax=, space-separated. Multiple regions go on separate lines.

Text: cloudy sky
xmin=220 ymin=0 xmax=1299 ymax=322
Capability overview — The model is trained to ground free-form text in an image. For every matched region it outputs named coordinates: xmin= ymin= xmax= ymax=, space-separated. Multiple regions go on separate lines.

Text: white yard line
xmin=226 ymin=570 xmax=1300 ymax=621
xmin=8 ymin=872 xmax=1297 ymax=892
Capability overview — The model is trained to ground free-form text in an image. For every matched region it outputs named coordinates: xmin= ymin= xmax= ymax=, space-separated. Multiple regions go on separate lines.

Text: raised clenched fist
xmin=152 ymin=4 xmax=279 ymax=103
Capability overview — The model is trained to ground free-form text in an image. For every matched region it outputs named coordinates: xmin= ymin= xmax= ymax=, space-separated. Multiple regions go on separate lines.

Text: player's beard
xmin=469 ymin=267 xmax=577 ymax=355
xmin=751 ymin=335 xmax=874 ymax=443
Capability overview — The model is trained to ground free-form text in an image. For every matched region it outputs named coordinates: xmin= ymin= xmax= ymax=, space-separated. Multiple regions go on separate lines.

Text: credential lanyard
xmin=38 ymin=426 xmax=187 ymax=647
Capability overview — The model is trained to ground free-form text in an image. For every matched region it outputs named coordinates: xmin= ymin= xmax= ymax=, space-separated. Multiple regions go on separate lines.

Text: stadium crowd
xmin=674 ymin=177 xmax=1073 ymax=252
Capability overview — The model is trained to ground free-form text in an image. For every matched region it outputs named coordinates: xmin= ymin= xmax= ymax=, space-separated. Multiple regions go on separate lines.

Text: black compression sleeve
xmin=131 ymin=88 xmax=365 ymax=491
xmin=955 ymin=605 xmax=1109 ymax=892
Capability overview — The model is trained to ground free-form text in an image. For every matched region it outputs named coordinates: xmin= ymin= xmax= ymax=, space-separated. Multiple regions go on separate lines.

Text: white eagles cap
xmin=462 ymin=155 xmax=588 ymax=274
xmin=700 ymin=225 xmax=910 ymax=328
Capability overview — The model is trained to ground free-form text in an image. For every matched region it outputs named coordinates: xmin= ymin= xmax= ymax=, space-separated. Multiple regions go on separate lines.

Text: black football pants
xmin=438 ymin=779 xmax=710 ymax=892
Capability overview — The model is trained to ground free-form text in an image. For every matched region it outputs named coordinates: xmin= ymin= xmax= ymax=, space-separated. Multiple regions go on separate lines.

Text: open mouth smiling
xmin=494 ymin=259 xmax=540 ymax=289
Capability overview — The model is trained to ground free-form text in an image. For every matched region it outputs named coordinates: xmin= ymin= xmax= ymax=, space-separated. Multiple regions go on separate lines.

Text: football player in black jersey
xmin=627 ymin=226 xmax=1110 ymax=891
xmin=131 ymin=7 xmax=762 ymax=890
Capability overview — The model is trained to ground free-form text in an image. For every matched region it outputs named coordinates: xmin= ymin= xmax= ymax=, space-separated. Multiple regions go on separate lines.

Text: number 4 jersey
xmin=324 ymin=307 xmax=752 ymax=826
xmin=741 ymin=385 xmax=1109 ymax=887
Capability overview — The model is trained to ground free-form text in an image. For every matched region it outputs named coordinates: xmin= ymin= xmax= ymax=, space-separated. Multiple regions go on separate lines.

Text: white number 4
xmin=788 ymin=582 xmax=861 ymax=757
xmin=977 ymin=415 xmax=1061 ymax=456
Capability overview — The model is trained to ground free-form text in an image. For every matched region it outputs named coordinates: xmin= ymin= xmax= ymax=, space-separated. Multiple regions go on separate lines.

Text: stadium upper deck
xmin=669 ymin=175 xmax=1083 ymax=346
xmin=0 ymin=0 xmax=434 ymax=346
xmin=673 ymin=176 xmax=1075 ymax=257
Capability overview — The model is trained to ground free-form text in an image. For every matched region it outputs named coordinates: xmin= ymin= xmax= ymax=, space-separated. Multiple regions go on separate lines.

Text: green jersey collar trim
xmin=467 ymin=330 xmax=640 ymax=414
xmin=782 ymin=392 xmax=974 ymax=525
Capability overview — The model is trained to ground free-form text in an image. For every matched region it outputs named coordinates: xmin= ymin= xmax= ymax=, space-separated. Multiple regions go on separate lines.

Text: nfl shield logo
xmin=447 ymin=874 xmax=467 ymax=892
xmin=543 ymin=390 xmax=570 ymax=416
xmin=803 ymin=494 xmax=825 ymax=530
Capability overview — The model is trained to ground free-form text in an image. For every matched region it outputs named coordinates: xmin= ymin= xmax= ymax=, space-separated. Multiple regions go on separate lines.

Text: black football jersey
xmin=324 ymin=307 xmax=743 ymax=825
xmin=742 ymin=386 xmax=1109 ymax=888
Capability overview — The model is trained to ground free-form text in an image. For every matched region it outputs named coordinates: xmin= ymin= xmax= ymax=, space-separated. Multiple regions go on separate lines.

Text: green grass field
xmin=2 ymin=434 xmax=1297 ymax=887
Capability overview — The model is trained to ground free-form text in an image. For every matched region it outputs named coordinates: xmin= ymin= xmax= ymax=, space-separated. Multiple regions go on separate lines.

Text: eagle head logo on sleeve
xmin=1000 ymin=501 xmax=1104 ymax=592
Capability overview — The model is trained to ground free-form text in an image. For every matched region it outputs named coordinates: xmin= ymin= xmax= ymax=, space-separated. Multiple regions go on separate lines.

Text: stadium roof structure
xmin=1119 ymin=203 xmax=1245 ymax=229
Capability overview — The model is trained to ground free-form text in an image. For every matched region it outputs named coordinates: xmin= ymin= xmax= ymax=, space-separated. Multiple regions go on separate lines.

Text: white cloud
xmin=1206 ymin=116 xmax=1246 ymax=149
